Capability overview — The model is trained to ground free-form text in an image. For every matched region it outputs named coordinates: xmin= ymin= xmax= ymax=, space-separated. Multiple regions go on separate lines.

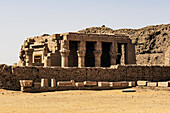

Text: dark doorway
xmin=85 ymin=42 xmax=95 ymax=67
xmin=101 ymin=42 xmax=111 ymax=67
xmin=116 ymin=43 xmax=121 ymax=64
xmin=68 ymin=41 xmax=79 ymax=67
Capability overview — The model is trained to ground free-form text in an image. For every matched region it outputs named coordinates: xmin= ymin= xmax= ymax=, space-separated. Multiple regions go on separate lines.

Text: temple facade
xmin=17 ymin=32 xmax=136 ymax=67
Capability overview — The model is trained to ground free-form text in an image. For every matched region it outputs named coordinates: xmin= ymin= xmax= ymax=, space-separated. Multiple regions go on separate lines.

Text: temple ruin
xmin=17 ymin=32 xmax=136 ymax=67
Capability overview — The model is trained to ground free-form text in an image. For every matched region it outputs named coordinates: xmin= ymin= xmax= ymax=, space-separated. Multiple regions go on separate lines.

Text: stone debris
xmin=128 ymin=81 xmax=136 ymax=87
xmin=51 ymin=79 xmax=56 ymax=87
xmin=137 ymin=81 xmax=148 ymax=86
xmin=110 ymin=82 xmax=122 ymax=87
xmin=83 ymin=81 xmax=97 ymax=86
xmin=41 ymin=79 xmax=48 ymax=87
xmin=57 ymin=80 xmax=75 ymax=87
xmin=98 ymin=82 xmax=110 ymax=87
xmin=0 ymin=64 xmax=169 ymax=90
xmin=121 ymin=81 xmax=129 ymax=87
xmin=147 ymin=82 xmax=157 ymax=87
xmin=20 ymin=80 xmax=33 ymax=87
xmin=158 ymin=82 xmax=170 ymax=87
xmin=75 ymin=82 xmax=84 ymax=87
xmin=33 ymin=82 xmax=41 ymax=88
xmin=17 ymin=79 xmax=170 ymax=92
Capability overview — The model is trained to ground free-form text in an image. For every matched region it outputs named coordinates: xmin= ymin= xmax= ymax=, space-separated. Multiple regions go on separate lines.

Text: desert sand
xmin=0 ymin=87 xmax=170 ymax=113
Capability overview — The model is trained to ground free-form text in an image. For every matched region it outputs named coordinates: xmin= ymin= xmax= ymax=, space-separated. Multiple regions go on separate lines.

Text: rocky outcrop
xmin=78 ymin=24 xmax=170 ymax=65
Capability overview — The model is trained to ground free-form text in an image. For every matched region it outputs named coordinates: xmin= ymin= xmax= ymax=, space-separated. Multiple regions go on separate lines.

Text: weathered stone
xmin=51 ymin=79 xmax=56 ymax=87
xmin=57 ymin=80 xmax=75 ymax=87
xmin=34 ymin=82 xmax=41 ymax=88
xmin=110 ymin=82 xmax=122 ymax=87
xmin=17 ymin=32 xmax=136 ymax=67
xmin=98 ymin=82 xmax=110 ymax=87
xmin=41 ymin=79 xmax=48 ymax=87
xmin=79 ymin=24 xmax=170 ymax=65
xmin=121 ymin=82 xmax=129 ymax=87
xmin=20 ymin=87 xmax=32 ymax=92
xmin=19 ymin=80 xmax=33 ymax=87
xmin=158 ymin=82 xmax=169 ymax=87
xmin=0 ymin=65 xmax=170 ymax=90
xmin=83 ymin=81 xmax=97 ymax=86
xmin=147 ymin=82 xmax=157 ymax=87
xmin=128 ymin=81 xmax=136 ymax=87
xmin=75 ymin=82 xmax=84 ymax=87
xmin=137 ymin=81 xmax=148 ymax=86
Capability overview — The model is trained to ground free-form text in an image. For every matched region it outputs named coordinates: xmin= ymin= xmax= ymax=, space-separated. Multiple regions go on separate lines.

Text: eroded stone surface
xmin=137 ymin=81 xmax=148 ymax=86
xmin=147 ymin=82 xmax=157 ymax=87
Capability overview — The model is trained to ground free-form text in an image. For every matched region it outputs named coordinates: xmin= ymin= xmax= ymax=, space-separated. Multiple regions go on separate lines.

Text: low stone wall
xmin=0 ymin=64 xmax=169 ymax=90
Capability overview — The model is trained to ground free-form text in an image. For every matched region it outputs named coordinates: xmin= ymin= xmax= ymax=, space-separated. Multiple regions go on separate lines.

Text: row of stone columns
xmin=59 ymin=40 xmax=119 ymax=68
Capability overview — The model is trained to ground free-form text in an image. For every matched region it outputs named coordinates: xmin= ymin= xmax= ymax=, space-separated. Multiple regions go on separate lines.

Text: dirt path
xmin=0 ymin=87 xmax=170 ymax=113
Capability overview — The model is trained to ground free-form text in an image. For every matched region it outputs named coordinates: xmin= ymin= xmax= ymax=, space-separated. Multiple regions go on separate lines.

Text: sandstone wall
xmin=78 ymin=24 xmax=170 ymax=65
xmin=0 ymin=64 xmax=169 ymax=90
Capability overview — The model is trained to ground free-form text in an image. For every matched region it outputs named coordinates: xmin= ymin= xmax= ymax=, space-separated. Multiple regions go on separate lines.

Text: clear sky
xmin=0 ymin=0 xmax=170 ymax=65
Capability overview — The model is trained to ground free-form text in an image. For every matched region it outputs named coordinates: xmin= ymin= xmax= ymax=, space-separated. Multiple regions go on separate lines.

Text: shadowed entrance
xmin=85 ymin=42 xmax=95 ymax=67
xmin=101 ymin=42 xmax=111 ymax=67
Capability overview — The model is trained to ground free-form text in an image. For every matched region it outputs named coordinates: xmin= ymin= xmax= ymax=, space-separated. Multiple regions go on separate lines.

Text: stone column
xmin=44 ymin=53 xmax=51 ymax=67
xmin=77 ymin=50 xmax=86 ymax=67
xmin=94 ymin=41 xmax=102 ymax=67
xmin=25 ymin=49 xmax=33 ymax=66
xmin=77 ymin=40 xmax=86 ymax=67
xmin=59 ymin=49 xmax=70 ymax=67
xmin=93 ymin=50 xmax=102 ymax=67
xmin=121 ymin=44 xmax=125 ymax=65
xmin=60 ymin=39 xmax=70 ymax=67
xmin=110 ymin=41 xmax=117 ymax=66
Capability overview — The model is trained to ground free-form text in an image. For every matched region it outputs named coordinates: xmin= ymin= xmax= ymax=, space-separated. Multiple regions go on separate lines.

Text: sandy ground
xmin=0 ymin=87 xmax=170 ymax=113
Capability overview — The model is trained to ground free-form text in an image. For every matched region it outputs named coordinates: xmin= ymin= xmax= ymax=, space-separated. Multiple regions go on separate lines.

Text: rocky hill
xmin=78 ymin=24 xmax=170 ymax=65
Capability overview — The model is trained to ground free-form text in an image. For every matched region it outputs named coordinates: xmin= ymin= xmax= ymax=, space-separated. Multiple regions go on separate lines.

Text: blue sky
xmin=0 ymin=0 xmax=170 ymax=65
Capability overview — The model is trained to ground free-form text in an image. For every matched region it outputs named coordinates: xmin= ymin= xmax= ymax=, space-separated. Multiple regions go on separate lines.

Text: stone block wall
xmin=0 ymin=64 xmax=169 ymax=90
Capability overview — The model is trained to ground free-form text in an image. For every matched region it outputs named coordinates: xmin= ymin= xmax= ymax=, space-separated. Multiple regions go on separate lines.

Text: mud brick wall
xmin=0 ymin=64 xmax=169 ymax=90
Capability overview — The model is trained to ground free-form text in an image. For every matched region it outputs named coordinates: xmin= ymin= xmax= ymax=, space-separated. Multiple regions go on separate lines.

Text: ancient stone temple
xmin=17 ymin=32 xmax=136 ymax=67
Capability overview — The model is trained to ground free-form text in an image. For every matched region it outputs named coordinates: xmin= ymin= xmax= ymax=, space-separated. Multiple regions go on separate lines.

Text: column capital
xmin=77 ymin=50 xmax=86 ymax=57
xmin=59 ymin=49 xmax=70 ymax=57
xmin=93 ymin=50 xmax=102 ymax=57
xmin=109 ymin=52 xmax=117 ymax=58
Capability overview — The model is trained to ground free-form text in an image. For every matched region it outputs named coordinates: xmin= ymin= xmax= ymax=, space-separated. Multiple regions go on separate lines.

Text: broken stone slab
xmin=147 ymin=82 xmax=157 ymax=87
xmin=110 ymin=82 xmax=122 ymax=87
xmin=41 ymin=79 xmax=48 ymax=87
xmin=20 ymin=87 xmax=32 ymax=92
xmin=137 ymin=80 xmax=148 ymax=86
xmin=128 ymin=81 xmax=136 ymax=87
xmin=83 ymin=81 xmax=97 ymax=86
xmin=20 ymin=80 xmax=33 ymax=87
xmin=34 ymin=82 xmax=41 ymax=88
xmin=158 ymin=82 xmax=169 ymax=87
xmin=98 ymin=82 xmax=110 ymax=87
xmin=75 ymin=82 xmax=84 ymax=87
xmin=122 ymin=89 xmax=136 ymax=92
xmin=51 ymin=79 xmax=56 ymax=87
xmin=121 ymin=81 xmax=129 ymax=87
xmin=57 ymin=80 xmax=75 ymax=87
